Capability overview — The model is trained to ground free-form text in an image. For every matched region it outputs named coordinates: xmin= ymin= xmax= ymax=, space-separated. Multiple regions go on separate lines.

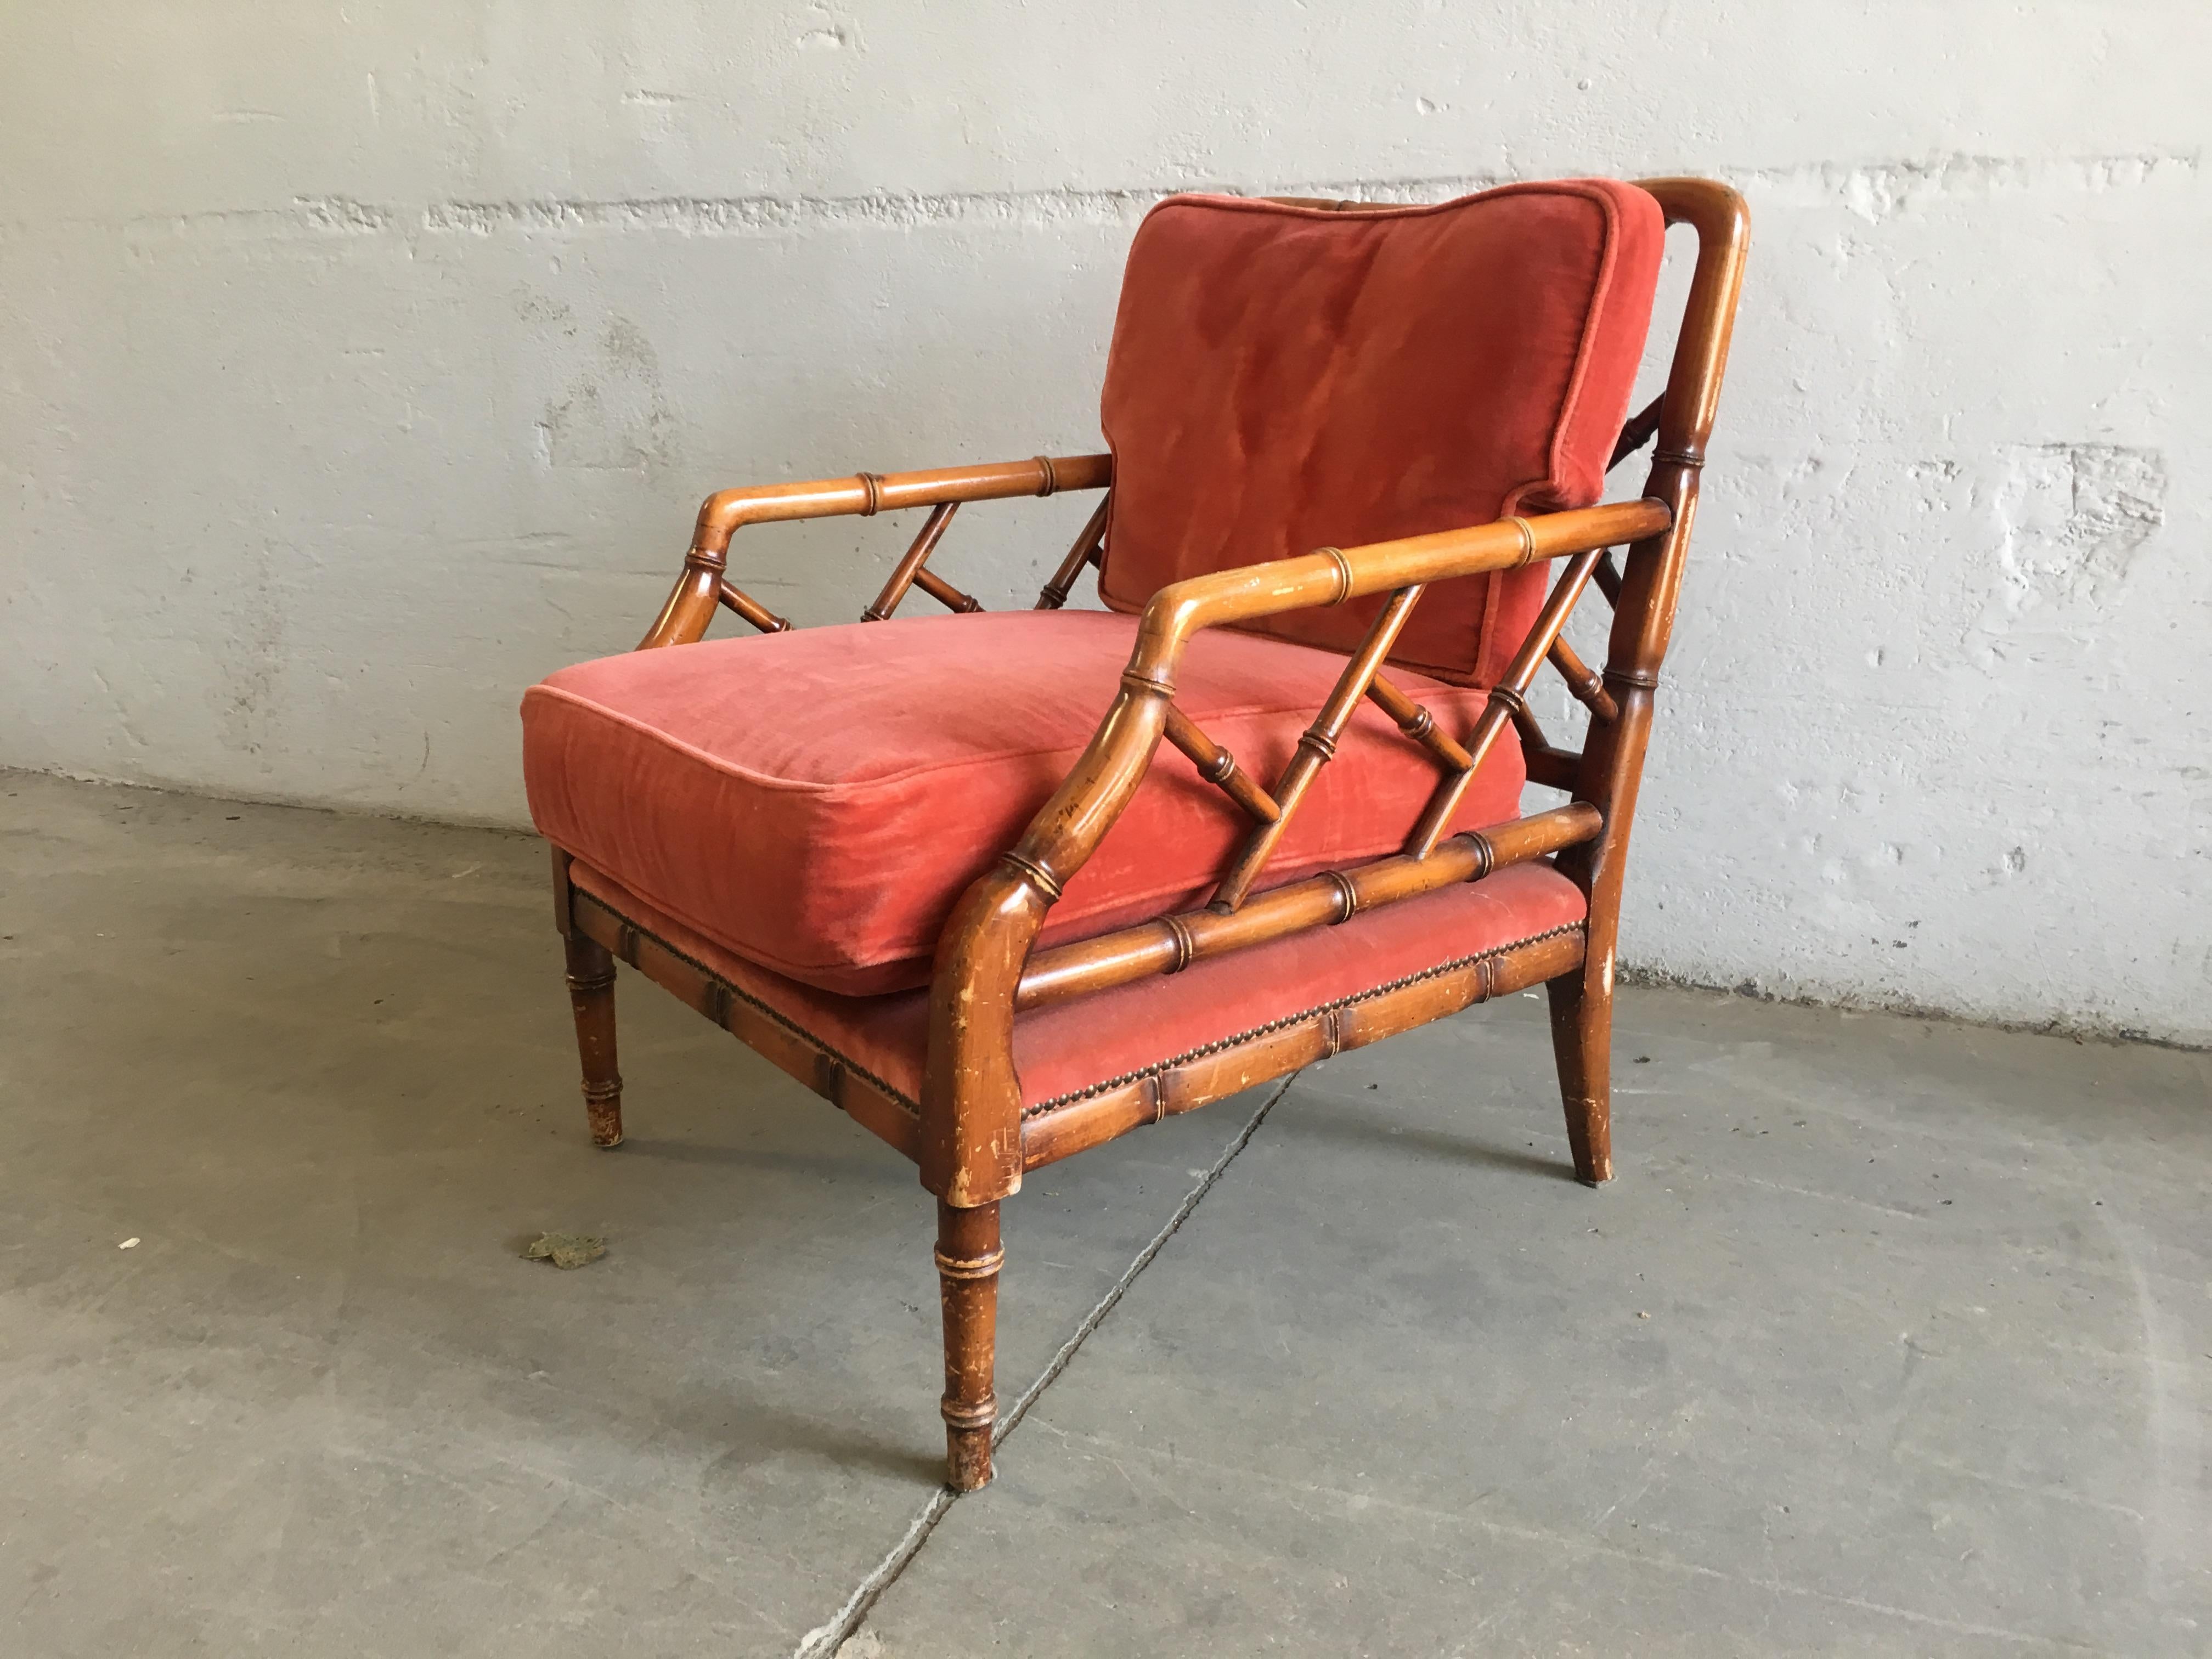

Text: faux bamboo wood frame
xmin=551 ymin=178 xmax=1748 ymax=1491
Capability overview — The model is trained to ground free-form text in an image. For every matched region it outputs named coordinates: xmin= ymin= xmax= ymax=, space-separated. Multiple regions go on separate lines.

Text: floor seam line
xmin=790 ymin=1072 xmax=1297 ymax=1659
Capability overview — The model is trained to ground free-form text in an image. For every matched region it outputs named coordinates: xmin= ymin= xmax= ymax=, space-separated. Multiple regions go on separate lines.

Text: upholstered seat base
xmin=524 ymin=611 xmax=1530 ymax=997
xmin=562 ymin=854 xmax=1588 ymax=1172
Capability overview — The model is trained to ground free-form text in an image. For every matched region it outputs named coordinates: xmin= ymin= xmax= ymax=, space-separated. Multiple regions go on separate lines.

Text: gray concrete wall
xmin=5 ymin=3 xmax=2208 ymax=1043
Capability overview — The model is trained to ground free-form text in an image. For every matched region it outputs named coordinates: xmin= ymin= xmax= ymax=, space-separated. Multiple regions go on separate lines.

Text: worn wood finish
xmin=936 ymin=1199 xmax=1002 ymax=1490
xmin=548 ymin=178 xmax=1747 ymax=1485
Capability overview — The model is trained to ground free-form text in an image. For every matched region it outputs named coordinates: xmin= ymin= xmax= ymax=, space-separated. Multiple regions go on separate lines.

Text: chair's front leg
xmin=564 ymin=933 xmax=625 ymax=1148
xmin=935 ymin=1198 xmax=1003 ymax=1489
xmin=1545 ymin=972 xmax=1612 ymax=1185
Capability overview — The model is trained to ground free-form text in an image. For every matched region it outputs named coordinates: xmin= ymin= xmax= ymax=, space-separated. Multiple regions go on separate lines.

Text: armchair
xmin=522 ymin=177 xmax=1748 ymax=1489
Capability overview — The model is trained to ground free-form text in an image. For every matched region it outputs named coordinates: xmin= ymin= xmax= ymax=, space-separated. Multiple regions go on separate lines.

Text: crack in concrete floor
xmin=792 ymin=1077 xmax=1297 ymax=1658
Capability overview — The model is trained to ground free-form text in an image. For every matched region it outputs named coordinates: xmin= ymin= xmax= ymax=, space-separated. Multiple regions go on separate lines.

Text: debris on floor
xmin=523 ymin=1232 xmax=606 ymax=1269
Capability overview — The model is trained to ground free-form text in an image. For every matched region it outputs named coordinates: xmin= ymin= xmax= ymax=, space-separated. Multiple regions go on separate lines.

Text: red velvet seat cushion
xmin=566 ymin=857 xmax=1587 ymax=1115
xmin=1099 ymin=180 xmax=1664 ymax=686
xmin=522 ymin=610 xmax=1527 ymax=996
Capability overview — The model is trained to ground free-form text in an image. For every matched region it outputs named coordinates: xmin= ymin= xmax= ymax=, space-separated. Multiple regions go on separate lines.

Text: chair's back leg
xmin=1543 ymin=179 xmax=1746 ymax=1188
xmin=564 ymin=933 xmax=625 ymax=1148
xmin=935 ymin=1199 xmax=1002 ymax=1489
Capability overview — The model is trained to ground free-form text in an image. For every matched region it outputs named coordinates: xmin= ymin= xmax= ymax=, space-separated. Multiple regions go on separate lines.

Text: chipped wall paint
xmin=4 ymin=3 xmax=2208 ymax=1044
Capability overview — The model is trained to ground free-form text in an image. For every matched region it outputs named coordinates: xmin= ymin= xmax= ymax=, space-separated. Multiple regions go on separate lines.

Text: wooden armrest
xmin=923 ymin=494 xmax=1673 ymax=1202
xmin=690 ymin=453 xmax=1112 ymax=555
xmin=1127 ymin=497 xmax=1669 ymax=687
xmin=967 ymin=495 xmax=1672 ymax=938
xmin=962 ymin=496 xmax=1664 ymax=926
xmin=639 ymin=452 xmax=1113 ymax=648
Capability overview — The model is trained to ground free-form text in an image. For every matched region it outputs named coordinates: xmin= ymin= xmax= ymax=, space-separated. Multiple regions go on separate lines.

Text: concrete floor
xmin=2 ymin=772 xmax=2207 ymax=1657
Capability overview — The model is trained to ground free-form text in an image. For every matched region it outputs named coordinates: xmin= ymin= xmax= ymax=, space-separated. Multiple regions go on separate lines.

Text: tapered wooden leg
xmin=1545 ymin=970 xmax=1613 ymax=1185
xmin=935 ymin=1199 xmax=1001 ymax=1491
xmin=565 ymin=933 xmax=624 ymax=1148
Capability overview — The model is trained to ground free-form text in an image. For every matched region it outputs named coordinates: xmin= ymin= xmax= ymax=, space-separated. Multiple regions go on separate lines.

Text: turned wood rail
xmin=1017 ymin=802 xmax=1602 ymax=1011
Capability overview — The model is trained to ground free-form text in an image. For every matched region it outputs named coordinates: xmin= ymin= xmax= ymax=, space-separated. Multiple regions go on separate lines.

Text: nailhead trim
xmin=1020 ymin=919 xmax=1587 ymax=1119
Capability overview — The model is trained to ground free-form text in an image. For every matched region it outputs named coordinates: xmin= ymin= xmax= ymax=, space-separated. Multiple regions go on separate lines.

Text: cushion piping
xmin=524 ymin=660 xmax=1487 ymax=798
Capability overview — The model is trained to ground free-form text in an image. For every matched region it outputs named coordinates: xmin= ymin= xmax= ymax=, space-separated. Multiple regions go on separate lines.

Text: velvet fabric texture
xmin=568 ymin=858 xmax=1586 ymax=1112
xmin=1098 ymin=179 xmax=1664 ymax=686
xmin=523 ymin=610 xmax=1527 ymax=996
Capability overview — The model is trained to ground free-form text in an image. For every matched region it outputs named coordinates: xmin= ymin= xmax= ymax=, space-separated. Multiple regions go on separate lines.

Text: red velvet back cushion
xmin=1098 ymin=180 xmax=1664 ymax=685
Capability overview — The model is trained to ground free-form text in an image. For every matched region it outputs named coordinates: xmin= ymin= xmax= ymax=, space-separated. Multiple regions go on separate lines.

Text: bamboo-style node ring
xmin=1462 ymin=828 xmax=1497 ymax=882
xmin=565 ymin=967 xmax=616 ymax=994
xmin=934 ymin=1244 xmax=1005 ymax=1280
xmin=1162 ymin=915 xmax=1197 ymax=973
xmin=617 ymin=923 xmax=641 ymax=964
xmin=1505 ymin=515 xmax=1537 ymax=564
xmin=940 ymin=1396 xmax=997 ymax=1430
xmin=856 ymin=471 xmax=885 ymax=515
xmin=705 ymin=981 xmax=733 ymax=1026
xmin=1321 ymin=871 xmax=1359 ymax=923
xmin=1603 ymin=667 xmax=1661 ymax=691
xmin=1318 ymin=546 xmax=1355 ymax=602
xmin=1654 ymin=447 xmax=1706 ymax=469
xmin=1490 ymin=684 xmax=1529 ymax=718
xmin=1033 ymin=454 xmax=1059 ymax=496
xmin=1000 ymin=851 xmax=1064 ymax=902
xmin=1120 ymin=667 xmax=1176 ymax=697
xmin=1200 ymin=746 xmax=1237 ymax=785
